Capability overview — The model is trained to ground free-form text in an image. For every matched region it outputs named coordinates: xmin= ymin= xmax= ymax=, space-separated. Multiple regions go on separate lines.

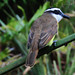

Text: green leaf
xmin=57 ymin=52 xmax=62 ymax=75
xmin=0 ymin=48 xmax=11 ymax=60
xmin=53 ymin=60 xmax=58 ymax=75
xmin=65 ymin=46 xmax=71 ymax=75
xmin=18 ymin=5 xmax=27 ymax=23
xmin=3 ymin=0 xmax=9 ymax=4
xmin=69 ymin=56 xmax=75 ymax=75
xmin=31 ymin=62 xmax=45 ymax=75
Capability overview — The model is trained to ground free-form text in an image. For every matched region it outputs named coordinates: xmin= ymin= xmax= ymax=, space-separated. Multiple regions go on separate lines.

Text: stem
xmin=37 ymin=33 xmax=75 ymax=58
xmin=0 ymin=33 xmax=75 ymax=74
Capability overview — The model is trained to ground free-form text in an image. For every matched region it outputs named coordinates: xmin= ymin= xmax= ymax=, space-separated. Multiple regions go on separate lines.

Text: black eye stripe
xmin=52 ymin=10 xmax=61 ymax=14
xmin=54 ymin=10 xmax=60 ymax=13
xmin=45 ymin=10 xmax=61 ymax=14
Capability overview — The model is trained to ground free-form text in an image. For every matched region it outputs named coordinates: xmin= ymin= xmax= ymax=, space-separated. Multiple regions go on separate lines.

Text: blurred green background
xmin=0 ymin=0 xmax=75 ymax=75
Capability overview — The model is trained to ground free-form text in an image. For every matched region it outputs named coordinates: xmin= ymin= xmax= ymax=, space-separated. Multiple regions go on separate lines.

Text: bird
xmin=25 ymin=8 xmax=70 ymax=67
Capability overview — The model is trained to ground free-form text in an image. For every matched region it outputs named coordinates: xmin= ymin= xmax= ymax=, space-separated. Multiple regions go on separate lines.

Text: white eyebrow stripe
xmin=45 ymin=8 xmax=61 ymax=12
xmin=45 ymin=9 xmax=51 ymax=12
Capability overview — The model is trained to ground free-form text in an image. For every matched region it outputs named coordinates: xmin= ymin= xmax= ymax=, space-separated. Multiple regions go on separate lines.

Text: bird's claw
xmin=53 ymin=40 xmax=57 ymax=46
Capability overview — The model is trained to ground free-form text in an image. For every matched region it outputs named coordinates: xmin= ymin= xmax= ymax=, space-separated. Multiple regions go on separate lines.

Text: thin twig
xmin=23 ymin=66 xmax=31 ymax=75
xmin=23 ymin=60 xmax=39 ymax=75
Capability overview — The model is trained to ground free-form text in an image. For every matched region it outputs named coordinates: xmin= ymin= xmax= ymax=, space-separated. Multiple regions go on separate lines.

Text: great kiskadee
xmin=25 ymin=8 xmax=70 ymax=67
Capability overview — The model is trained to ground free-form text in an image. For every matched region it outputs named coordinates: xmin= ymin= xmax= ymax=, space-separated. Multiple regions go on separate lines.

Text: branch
xmin=0 ymin=56 xmax=26 ymax=75
xmin=0 ymin=33 xmax=75 ymax=74
xmin=38 ymin=33 xmax=75 ymax=58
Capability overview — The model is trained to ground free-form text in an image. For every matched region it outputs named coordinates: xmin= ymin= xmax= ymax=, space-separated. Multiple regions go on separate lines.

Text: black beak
xmin=61 ymin=13 xmax=70 ymax=19
xmin=63 ymin=14 xmax=70 ymax=19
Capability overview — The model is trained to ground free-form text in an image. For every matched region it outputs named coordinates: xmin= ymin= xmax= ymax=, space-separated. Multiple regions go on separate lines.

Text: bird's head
xmin=45 ymin=8 xmax=70 ymax=22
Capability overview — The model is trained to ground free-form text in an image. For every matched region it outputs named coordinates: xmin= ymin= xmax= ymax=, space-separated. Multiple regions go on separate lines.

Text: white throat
xmin=51 ymin=13 xmax=63 ymax=22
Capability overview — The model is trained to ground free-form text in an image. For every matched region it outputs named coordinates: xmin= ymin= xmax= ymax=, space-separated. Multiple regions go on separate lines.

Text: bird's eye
xmin=54 ymin=10 xmax=60 ymax=14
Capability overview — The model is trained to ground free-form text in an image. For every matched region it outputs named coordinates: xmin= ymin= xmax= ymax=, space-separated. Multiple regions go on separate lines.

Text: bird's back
xmin=28 ymin=13 xmax=57 ymax=49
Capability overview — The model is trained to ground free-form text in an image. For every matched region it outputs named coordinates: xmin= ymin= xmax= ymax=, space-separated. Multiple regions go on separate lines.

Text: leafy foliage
xmin=0 ymin=0 xmax=75 ymax=75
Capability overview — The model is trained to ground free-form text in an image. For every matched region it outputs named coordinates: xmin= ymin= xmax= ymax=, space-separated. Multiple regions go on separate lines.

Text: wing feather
xmin=27 ymin=30 xmax=34 ymax=49
xmin=27 ymin=13 xmax=58 ymax=49
xmin=39 ymin=20 xmax=57 ymax=49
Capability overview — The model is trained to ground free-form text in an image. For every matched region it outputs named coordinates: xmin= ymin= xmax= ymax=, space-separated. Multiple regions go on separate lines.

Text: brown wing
xmin=27 ymin=30 xmax=34 ymax=49
xmin=27 ymin=13 xmax=57 ymax=49
xmin=39 ymin=23 xmax=57 ymax=49
xmin=38 ymin=13 xmax=58 ymax=49
xmin=27 ymin=18 xmax=41 ymax=49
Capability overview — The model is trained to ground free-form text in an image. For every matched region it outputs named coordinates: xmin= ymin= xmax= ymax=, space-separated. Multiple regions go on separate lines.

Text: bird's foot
xmin=64 ymin=43 xmax=68 ymax=46
xmin=53 ymin=40 xmax=57 ymax=46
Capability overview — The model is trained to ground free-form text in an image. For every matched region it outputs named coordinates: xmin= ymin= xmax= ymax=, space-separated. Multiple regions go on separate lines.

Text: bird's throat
xmin=51 ymin=13 xmax=63 ymax=22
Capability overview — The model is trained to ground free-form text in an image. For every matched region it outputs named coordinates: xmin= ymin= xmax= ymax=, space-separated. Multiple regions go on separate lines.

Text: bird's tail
xmin=25 ymin=49 xmax=38 ymax=67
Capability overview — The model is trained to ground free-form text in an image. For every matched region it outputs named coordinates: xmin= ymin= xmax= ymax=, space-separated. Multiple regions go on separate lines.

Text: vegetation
xmin=0 ymin=0 xmax=75 ymax=75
